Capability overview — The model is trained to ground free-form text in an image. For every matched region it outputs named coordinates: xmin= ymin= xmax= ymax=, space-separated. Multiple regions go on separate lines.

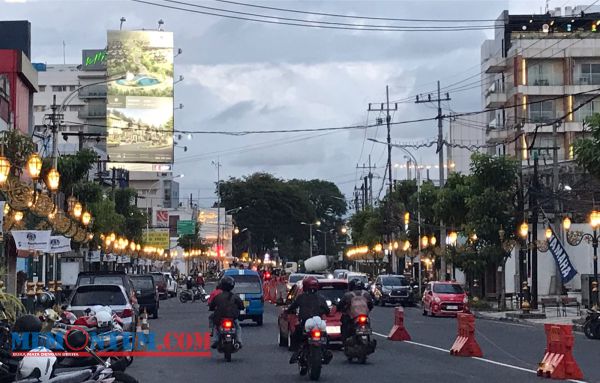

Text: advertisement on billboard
xmin=106 ymin=30 xmax=174 ymax=164
xmin=143 ymin=228 xmax=170 ymax=249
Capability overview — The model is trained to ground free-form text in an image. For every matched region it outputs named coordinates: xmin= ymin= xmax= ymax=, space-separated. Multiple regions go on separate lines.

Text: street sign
xmin=177 ymin=220 xmax=195 ymax=235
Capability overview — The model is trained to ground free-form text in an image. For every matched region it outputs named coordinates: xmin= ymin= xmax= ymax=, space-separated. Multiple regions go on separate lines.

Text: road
xmin=128 ymin=286 xmax=599 ymax=383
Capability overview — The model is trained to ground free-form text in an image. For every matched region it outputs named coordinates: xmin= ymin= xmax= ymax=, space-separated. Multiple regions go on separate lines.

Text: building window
xmin=68 ymin=105 xmax=82 ymax=112
xmin=33 ymin=105 xmax=46 ymax=112
xmin=576 ymin=63 xmax=600 ymax=85
xmin=528 ymin=99 xmax=555 ymax=122
xmin=527 ymin=60 xmax=563 ymax=86
xmin=69 ymin=85 xmax=77 ymax=91
xmin=51 ymin=85 xmax=67 ymax=92
xmin=574 ymin=97 xmax=600 ymax=121
xmin=39 ymin=85 xmax=46 ymax=92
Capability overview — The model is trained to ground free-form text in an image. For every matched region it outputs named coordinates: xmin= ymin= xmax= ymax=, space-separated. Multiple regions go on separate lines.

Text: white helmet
xmin=18 ymin=347 xmax=56 ymax=380
xmin=95 ymin=310 xmax=113 ymax=329
xmin=43 ymin=309 xmax=60 ymax=323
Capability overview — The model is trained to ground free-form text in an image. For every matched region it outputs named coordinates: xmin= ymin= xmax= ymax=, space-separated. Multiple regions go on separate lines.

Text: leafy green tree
xmin=574 ymin=113 xmax=600 ymax=179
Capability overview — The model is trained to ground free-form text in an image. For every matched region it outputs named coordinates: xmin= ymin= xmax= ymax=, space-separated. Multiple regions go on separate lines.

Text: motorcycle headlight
xmin=434 ymin=296 xmax=441 ymax=303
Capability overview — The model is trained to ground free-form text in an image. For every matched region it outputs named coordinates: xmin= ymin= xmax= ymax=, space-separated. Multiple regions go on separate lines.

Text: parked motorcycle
xmin=342 ymin=314 xmax=377 ymax=364
xmin=216 ymin=318 xmax=240 ymax=362
xmin=583 ymin=309 xmax=600 ymax=339
xmin=179 ymin=287 xmax=208 ymax=303
xmin=297 ymin=316 xmax=332 ymax=381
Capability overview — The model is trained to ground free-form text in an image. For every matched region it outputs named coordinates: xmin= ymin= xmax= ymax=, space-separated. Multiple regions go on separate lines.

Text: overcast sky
xmin=2 ymin=0 xmax=577 ymax=209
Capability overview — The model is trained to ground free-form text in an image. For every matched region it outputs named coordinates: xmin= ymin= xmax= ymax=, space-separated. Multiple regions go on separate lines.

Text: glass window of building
xmin=528 ymin=99 xmax=555 ymax=122
xmin=527 ymin=60 xmax=563 ymax=86
xmin=576 ymin=63 xmax=600 ymax=85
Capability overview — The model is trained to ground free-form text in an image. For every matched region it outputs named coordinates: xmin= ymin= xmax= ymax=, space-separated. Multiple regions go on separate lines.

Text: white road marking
xmin=371 ymin=332 xmax=587 ymax=383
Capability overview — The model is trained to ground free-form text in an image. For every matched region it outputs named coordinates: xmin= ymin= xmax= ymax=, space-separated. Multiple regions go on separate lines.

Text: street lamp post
xmin=564 ymin=213 xmax=599 ymax=309
xmin=301 ymin=221 xmax=321 ymax=258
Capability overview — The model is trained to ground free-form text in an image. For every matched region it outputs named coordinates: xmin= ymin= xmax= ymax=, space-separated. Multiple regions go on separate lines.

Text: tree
xmin=574 ymin=113 xmax=600 ymax=179
xmin=219 ymin=173 xmax=346 ymax=260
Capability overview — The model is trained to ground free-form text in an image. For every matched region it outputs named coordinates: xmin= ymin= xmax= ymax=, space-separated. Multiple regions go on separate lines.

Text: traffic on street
xmin=3 ymin=1 xmax=600 ymax=382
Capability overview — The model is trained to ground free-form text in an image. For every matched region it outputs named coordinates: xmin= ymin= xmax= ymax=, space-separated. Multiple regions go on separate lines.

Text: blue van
xmin=223 ymin=269 xmax=264 ymax=326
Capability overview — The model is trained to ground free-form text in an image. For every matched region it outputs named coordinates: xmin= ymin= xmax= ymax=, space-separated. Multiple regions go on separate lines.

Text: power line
xmin=162 ymin=0 xmax=496 ymax=30
xmin=212 ymin=0 xmax=498 ymax=22
xmin=132 ymin=0 xmax=498 ymax=32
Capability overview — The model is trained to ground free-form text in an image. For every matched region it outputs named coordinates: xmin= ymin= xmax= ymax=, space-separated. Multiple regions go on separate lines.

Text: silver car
xmin=66 ymin=284 xmax=136 ymax=331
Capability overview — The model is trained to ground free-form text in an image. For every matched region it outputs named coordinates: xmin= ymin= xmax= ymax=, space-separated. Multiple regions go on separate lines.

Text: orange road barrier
xmin=449 ymin=312 xmax=482 ymax=357
xmin=387 ymin=306 xmax=411 ymax=341
xmin=536 ymin=324 xmax=583 ymax=380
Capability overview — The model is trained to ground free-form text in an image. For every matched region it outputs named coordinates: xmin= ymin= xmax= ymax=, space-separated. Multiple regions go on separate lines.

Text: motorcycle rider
xmin=285 ymin=276 xmax=329 ymax=364
xmin=209 ymin=276 xmax=244 ymax=349
xmin=337 ymin=279 xmax=373 ymax=341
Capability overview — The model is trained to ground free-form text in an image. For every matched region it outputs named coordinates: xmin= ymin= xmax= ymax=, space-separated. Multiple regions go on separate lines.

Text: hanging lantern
xmin=67 ymin=196 xmax=78 ymax=213
xmin=0 ymin=157 xmax=10 ymax=185
xmin=545 ymin=227 xmax=552 ymax=239
xmin=110 ymin=232 xmax=116 ymax=242
xmin=519 ymin=222 xmax=529 ymax=239
xmin=136 ymin=244 xmax=141 ymax=251
xmin=14 ymin=211 xmax=23 ymax=222
xmin=26 ymin=153 xmax=42 ymax=180
xmin=3 ymin=204 xmax=9 ymax=215
xmin=130 ymin=242 xmax=136 ymax=252
xmin=46 ymin=168 xmax=60 ymax=191
xmin=73 ymin=202 xmax=83 ymax=218
xmin=81 ymin=211 xmax=91 ymax=226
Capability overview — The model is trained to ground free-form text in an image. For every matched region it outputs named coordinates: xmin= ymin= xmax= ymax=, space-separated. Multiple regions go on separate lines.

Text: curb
xmin=472 ymin=311 xmax=584 ymax=333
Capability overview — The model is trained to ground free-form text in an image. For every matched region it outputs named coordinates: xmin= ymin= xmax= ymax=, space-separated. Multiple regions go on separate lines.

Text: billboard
xmin=106 ymin=30 xmax=173 ymax=164
xmin=143 ymin=228 xmax=170 ymax=249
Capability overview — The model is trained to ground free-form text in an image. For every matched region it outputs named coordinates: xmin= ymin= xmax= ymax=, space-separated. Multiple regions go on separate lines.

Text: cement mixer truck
xmin=302 ymin=255 xmax=330 ymax=273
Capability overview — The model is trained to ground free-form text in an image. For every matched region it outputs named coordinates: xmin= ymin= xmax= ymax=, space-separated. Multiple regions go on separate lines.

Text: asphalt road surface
xmin=128 ymin=285 xmax=599 ymax=383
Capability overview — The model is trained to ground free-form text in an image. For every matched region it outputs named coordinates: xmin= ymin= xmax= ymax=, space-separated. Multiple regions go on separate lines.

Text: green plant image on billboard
xmin=106 ymin=30 xmax=174 ymax=164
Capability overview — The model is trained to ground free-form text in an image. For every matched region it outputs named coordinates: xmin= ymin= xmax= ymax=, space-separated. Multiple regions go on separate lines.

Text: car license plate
xmin=447 ymin=305 xmax=458 ymax=310
xmin=244 ymin=300 xmax=249 ymax=307
xmin=326 ymin=325 xmax=340 ymax=334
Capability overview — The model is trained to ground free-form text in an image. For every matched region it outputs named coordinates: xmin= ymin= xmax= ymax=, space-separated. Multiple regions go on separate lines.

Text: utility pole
xmin=357 ymin=155 xmax=376 ymax=208
xmin=531 ymin=153 xmax=540 ymax=310
xmin=212 ymin=160 xmax=222 ymax=252
xmin=552 ymin=121 xmax=563 ymax=295
xmin=415 ymin=81 xmax=451 ymax=280
xmin=368 ymin=86 xmax=398 ymax=272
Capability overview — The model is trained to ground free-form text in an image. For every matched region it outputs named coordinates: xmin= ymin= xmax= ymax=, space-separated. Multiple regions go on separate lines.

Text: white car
xmin=162 ymin=272 xmax=177 ymax=297
xmin=345 ymin=272 xmax=369 ymax=286
xmin=66 ymin=284 xmax=136 ymax=332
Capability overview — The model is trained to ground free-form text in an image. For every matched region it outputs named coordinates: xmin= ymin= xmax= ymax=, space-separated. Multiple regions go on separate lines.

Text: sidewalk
xmin=473 ymin=307 xmax=585 ymax=332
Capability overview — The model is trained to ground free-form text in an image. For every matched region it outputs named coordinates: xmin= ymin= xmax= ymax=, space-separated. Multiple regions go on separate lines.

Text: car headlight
xmin=434 ymin=296 xmax=441 ymax=303
xmin=463 ymin=296 xmax=469 ymax=304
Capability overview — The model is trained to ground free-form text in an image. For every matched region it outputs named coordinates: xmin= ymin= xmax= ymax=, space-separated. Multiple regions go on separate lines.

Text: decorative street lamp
xmin=564 ymin=212 xmax=599 ymax=309
xmin=26 ymin=153 xmax=42 ymax=180
xmin=73 ymin=202 xmax=83 ymax=219
xmin=46 ymin=168 xmax=60 ymax=191
xmin=81 ymin=211 xmax=91 ymax=226
xmin=0 ymin=156 xmax=10 ymax=185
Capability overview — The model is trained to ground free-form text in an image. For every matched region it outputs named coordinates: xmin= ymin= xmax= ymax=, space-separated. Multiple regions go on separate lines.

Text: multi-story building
xmin=33 ymin=49 xmax=108 ymax=156
xmin=482 ymin=7 xmax=600 ymax=166
xmin=481 ymin=7 xmax=600 ymax=298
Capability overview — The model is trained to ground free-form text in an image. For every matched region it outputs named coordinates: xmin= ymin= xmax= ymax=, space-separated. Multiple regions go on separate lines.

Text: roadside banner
xmin=88 ymin=250 xmax=101 ymax=263
xmin=104 ymin=253 xmax=116 ymax=262
xmin=143 ymin=228 xmax=170 ymax=249
xmin=546 ymin=224 xmax=578 ymax=283
xmin=48 ymin=236 xmax=71 ymax=254
xmin=12 ymin=230 xmax=51 ymax=252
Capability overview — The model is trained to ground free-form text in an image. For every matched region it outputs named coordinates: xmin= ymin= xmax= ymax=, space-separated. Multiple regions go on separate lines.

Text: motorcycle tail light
xmin=310 ymin=329 xmax=321 ymax=340
xmin=121 ymin=308 xmax=133 ymax=318
xmin=222 ymin=319 xmax=233 ymax=329
xmin=357 ymin=314 xmax=368 ymax=324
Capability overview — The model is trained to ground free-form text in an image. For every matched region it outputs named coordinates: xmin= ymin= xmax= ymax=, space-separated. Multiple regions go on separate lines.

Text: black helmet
xmin=37 ymin=292 xmax=55 ymax=309
xmin=13 ymin=314 xmax=42 ymax=333
xmin=220 ymin=276 xmax=235 ymax=292
xmin=349 ymin=278 xmax=365 ymax=291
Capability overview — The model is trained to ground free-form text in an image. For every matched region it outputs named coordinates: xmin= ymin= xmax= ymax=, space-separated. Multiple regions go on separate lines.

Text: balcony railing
xmin=575 ymin=73 xmax=600 ymax=85
xmin=78 ymin=105 xmax=106 ymax=119
xmin=78 ymin=85 xmax=107 ymax=99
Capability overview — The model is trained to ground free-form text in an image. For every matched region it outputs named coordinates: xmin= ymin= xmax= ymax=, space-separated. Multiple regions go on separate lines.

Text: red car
xmin=422 ymin=281 xmax=468 ymax=317
xmin=277 ymin=278 xmax=348 ymax=349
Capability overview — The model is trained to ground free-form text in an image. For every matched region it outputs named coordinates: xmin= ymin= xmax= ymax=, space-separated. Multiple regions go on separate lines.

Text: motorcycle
xmin=342 ymin=314 xmax=377 ymax=364
xmin=216 ymin=318 xmax=240 ymax=362
xmin=583 ymin=309 xmax=600 ymax=340
xmin=297 ymin=316 xmax=332 ymax=381
xmin=179 ymin=286 xmax=208 ymax=303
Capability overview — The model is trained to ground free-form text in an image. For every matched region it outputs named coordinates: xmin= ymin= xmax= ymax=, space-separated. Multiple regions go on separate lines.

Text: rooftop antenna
xmin=158 ymin=19 xmax=164 ymax=31
xmin=120 ymin=17 xmax=126 ymax=30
